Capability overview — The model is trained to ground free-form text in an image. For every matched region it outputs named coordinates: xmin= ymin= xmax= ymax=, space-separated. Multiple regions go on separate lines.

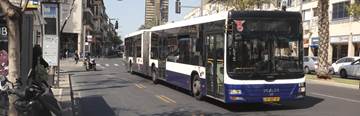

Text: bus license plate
xmin=263 ymin=97 xmax=280 ymax=102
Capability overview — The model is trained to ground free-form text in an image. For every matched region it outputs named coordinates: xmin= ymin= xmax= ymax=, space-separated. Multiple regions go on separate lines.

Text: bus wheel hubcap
xmin=193 ymin=79 xmax=200 ymax=96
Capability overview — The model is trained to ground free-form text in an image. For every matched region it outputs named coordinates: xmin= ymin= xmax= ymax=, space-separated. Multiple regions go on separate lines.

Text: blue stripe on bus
xmin=166 ymin=70 xmax=192 ymax=90
xmin=165 ymin=70 xmax=207 ymax=96
xmin=224 ymin=84 xmax=303 ymax=103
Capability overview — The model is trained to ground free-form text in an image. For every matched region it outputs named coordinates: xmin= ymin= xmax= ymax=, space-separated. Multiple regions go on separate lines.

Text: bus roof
xmin=124 ymin=29 xmax=149 ymax=38
xmin=150 ymin=11 xmax=228 ymax=32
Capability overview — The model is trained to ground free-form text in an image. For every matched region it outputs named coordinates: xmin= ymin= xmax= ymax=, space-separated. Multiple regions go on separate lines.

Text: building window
xmin=332 ymin=1 xmax=350 ymax=20
xmin=287 ymin=0 xmax=293 ymax=7
xmin=302 ymin=9 xmax=311 ymax=21
xmin=313 ymin=7 xmax=318 ymax=17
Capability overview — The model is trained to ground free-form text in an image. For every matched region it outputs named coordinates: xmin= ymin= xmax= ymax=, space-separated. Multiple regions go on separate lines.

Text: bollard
xmin=68 ymin=74 xmax=76 ymax=116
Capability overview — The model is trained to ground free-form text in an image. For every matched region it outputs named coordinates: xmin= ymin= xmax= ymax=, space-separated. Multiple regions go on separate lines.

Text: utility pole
xmin=200 ymin=0 xmax=203 ymax=16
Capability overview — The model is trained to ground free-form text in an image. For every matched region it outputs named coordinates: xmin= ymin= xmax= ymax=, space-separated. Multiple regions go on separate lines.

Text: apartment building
xmin=145 ymin=0 xmax=169 ymax=28
xmin=286 ymin=0 xmax=360 ymax=63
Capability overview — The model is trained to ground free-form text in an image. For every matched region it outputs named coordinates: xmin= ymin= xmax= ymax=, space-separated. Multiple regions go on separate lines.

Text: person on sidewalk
xmin=74 ymin=52 xmax=79 ymax=64
xmin=29 ymin=45 xmax=50 ymax=85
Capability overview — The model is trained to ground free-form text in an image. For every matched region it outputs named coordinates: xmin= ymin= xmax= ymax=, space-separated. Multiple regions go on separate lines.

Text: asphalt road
xmin=64 ymin=58 xmax=360 ymax=116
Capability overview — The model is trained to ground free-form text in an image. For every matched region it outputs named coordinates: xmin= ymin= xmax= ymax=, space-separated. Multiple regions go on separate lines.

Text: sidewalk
xmin=306 ymin=74 xmax=360 ymax=90
xmin=52 ymin=59 xmax=83 ymax=116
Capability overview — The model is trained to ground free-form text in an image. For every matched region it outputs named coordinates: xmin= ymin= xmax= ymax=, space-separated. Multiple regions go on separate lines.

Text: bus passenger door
xmin=206 ymin=34 xmax=225 ymax=98
xmin=157 ymin=32 xmax=167 ymax=80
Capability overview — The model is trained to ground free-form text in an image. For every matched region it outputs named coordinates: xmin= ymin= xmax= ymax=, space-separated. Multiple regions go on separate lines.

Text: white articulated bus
xmin=124 ymin=11 xmax=306 ymax=103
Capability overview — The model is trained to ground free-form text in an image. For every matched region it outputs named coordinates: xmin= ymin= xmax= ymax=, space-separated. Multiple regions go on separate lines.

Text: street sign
xmin=42 ymin=3 xmax=59 ymax=66
xmin=26 ymin=0 xmax=40 ymax=9
xmin=43 ymin=36 xmax=59 ymax=66
xmin=0 ymin=19 xmax=8 ymax=77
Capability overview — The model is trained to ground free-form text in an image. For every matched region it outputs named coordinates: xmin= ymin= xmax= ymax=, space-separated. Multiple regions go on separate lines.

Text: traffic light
xmin=115 ymin=21 xmax=119 ymax=29
xmin=176 ymin=0 xmax=181 ymax=14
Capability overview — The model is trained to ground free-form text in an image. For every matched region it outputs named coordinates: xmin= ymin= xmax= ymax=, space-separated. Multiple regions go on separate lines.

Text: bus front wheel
xmin=192 ymin=75 xmax=203 ymax=100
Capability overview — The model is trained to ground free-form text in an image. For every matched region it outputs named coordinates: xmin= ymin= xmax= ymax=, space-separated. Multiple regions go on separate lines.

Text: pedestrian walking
xmin=74 ymin=53 xmax=79 ymax=64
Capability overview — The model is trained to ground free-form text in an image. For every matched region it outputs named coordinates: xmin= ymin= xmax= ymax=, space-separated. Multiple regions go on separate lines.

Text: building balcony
xmin=83 ymin=12 xmax=95 ymax=29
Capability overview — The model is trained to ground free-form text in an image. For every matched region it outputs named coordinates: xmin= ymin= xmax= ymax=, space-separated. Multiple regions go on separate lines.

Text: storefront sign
xmin=310 ymin=37 xmax=319 ymax=48
xmin=352 ymin=35 xmax=360 ymax=42
xmin=26 ymin=0 xmax=40 ymax=9
xmin=42 ymin=3 xmax=58 ymax=18
xmin=330 ymin=36 xmax=349 ymax=43
xmin=0 ymin=19 xmax=8 ymax=77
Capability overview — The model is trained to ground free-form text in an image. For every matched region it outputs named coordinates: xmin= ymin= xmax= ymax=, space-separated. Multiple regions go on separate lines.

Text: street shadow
xmin=77 ymin=95 xmax=116 ymax=116
xmin=140 ymin=109 xmax=226 ymax=116
xmin=202 ymin=96 xmax=324 ymax=112
xmin=74 ymin=72 xmax=119 ymax=77
xmin=60 ymin=70 xmax=88 ymax=73
xmin=73 ymin=85 xmax=127 ymax=92
xmin=73 ymin=77 xmax=130 ymax=90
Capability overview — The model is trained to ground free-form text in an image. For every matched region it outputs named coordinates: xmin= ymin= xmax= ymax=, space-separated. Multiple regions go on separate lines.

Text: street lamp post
xmin=176 ymin=0 xmax=204 ymax=16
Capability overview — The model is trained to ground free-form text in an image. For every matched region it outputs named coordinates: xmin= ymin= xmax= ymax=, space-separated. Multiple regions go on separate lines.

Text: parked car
xmin=330 ymin=57 xmax=360 ymax=74
xmin=303 ymin=56 xmax=318 ymax=74
xmin=338 ymin=59 xmax=360 ymax=78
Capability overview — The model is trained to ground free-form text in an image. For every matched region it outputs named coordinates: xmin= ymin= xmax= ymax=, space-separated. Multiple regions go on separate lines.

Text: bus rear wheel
xmin=192 ymin=75 xmax=203 ymax=100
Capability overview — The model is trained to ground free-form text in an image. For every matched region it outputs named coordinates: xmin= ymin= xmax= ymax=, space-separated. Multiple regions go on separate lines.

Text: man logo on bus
xmin=234 ymin=20 xmax=245 ymax=32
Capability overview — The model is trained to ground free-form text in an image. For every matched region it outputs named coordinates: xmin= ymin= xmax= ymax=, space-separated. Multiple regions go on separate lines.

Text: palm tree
xmin=223 ymin=0 xmax=277 ymax=10
xmin=316 ymin=0 xmax=331 ymax=79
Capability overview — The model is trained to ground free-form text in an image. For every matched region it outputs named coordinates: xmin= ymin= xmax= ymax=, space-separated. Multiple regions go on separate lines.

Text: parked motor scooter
xmin=0 ymin=75 xmax=62 ymax=116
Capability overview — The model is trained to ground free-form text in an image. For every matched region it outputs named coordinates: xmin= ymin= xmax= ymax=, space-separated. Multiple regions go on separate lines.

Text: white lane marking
xmin=96 ymin=64 xmax=101 ymax=66
xmin=114 ymin=64 xmax=119 ymax=67
xmin=310 ymin=92 xmax=360 ymax=104
xmin=105 ymin=64 xmax=110 ymax=67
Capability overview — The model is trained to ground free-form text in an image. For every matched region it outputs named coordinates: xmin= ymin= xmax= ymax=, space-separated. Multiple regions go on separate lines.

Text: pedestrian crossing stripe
xmin=95 ymin=64 xmax=121 ymax=68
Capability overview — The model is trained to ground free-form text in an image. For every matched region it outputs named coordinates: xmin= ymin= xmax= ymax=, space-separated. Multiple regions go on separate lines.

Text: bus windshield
xmin=227 ymin=19 xmax=303 ymax=80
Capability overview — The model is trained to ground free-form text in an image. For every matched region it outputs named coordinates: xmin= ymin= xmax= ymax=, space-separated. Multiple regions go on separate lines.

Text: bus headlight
xmin=298 ymin=83 xmax=306 ymax=93
xmin=229 ymin=89 xmax=242 ymax=95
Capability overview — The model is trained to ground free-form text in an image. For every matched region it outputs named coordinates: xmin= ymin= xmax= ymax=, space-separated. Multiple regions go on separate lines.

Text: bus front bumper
xmin=224 ymin=83 xmax=306 ymax=103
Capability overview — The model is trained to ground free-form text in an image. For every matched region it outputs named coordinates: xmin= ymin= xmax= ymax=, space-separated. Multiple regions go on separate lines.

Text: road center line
xmin=135 ymin=84 xmax=144 ymax=89
xmin=105 ymin=64 xmax=110 ymax=67
xmin=156 ymin=95 xmax=171 ymax=103
xmin=138 ymin=84 xmax=146 ymax=88
xmin=114 ymin=64 xmax=119 ymax=66
xmin=310 ymin=92 xmax=360 ymax=104
xmin=160 ymin=95 xmax=176 ymax=104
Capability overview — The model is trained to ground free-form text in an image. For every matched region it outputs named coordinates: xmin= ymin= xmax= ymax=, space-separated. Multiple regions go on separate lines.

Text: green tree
xmin=112 ymin=35 xmax=123 ymax=45
xmin=316 ymin=0 xmax=331 ymax=79
xmin=348 ymin=2 xmax=360 ymax=19
xmin=222 ymin=0 xmax=276 ymax=10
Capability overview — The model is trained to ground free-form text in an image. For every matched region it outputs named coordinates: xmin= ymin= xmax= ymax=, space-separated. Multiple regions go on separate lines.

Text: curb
xmin=306 ymin=78 xmax=360 ymax=90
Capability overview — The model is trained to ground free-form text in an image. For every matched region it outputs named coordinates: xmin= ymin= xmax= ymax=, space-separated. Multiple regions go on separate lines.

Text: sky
xmin=104 ymin=0 xmax=200 ymax=38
